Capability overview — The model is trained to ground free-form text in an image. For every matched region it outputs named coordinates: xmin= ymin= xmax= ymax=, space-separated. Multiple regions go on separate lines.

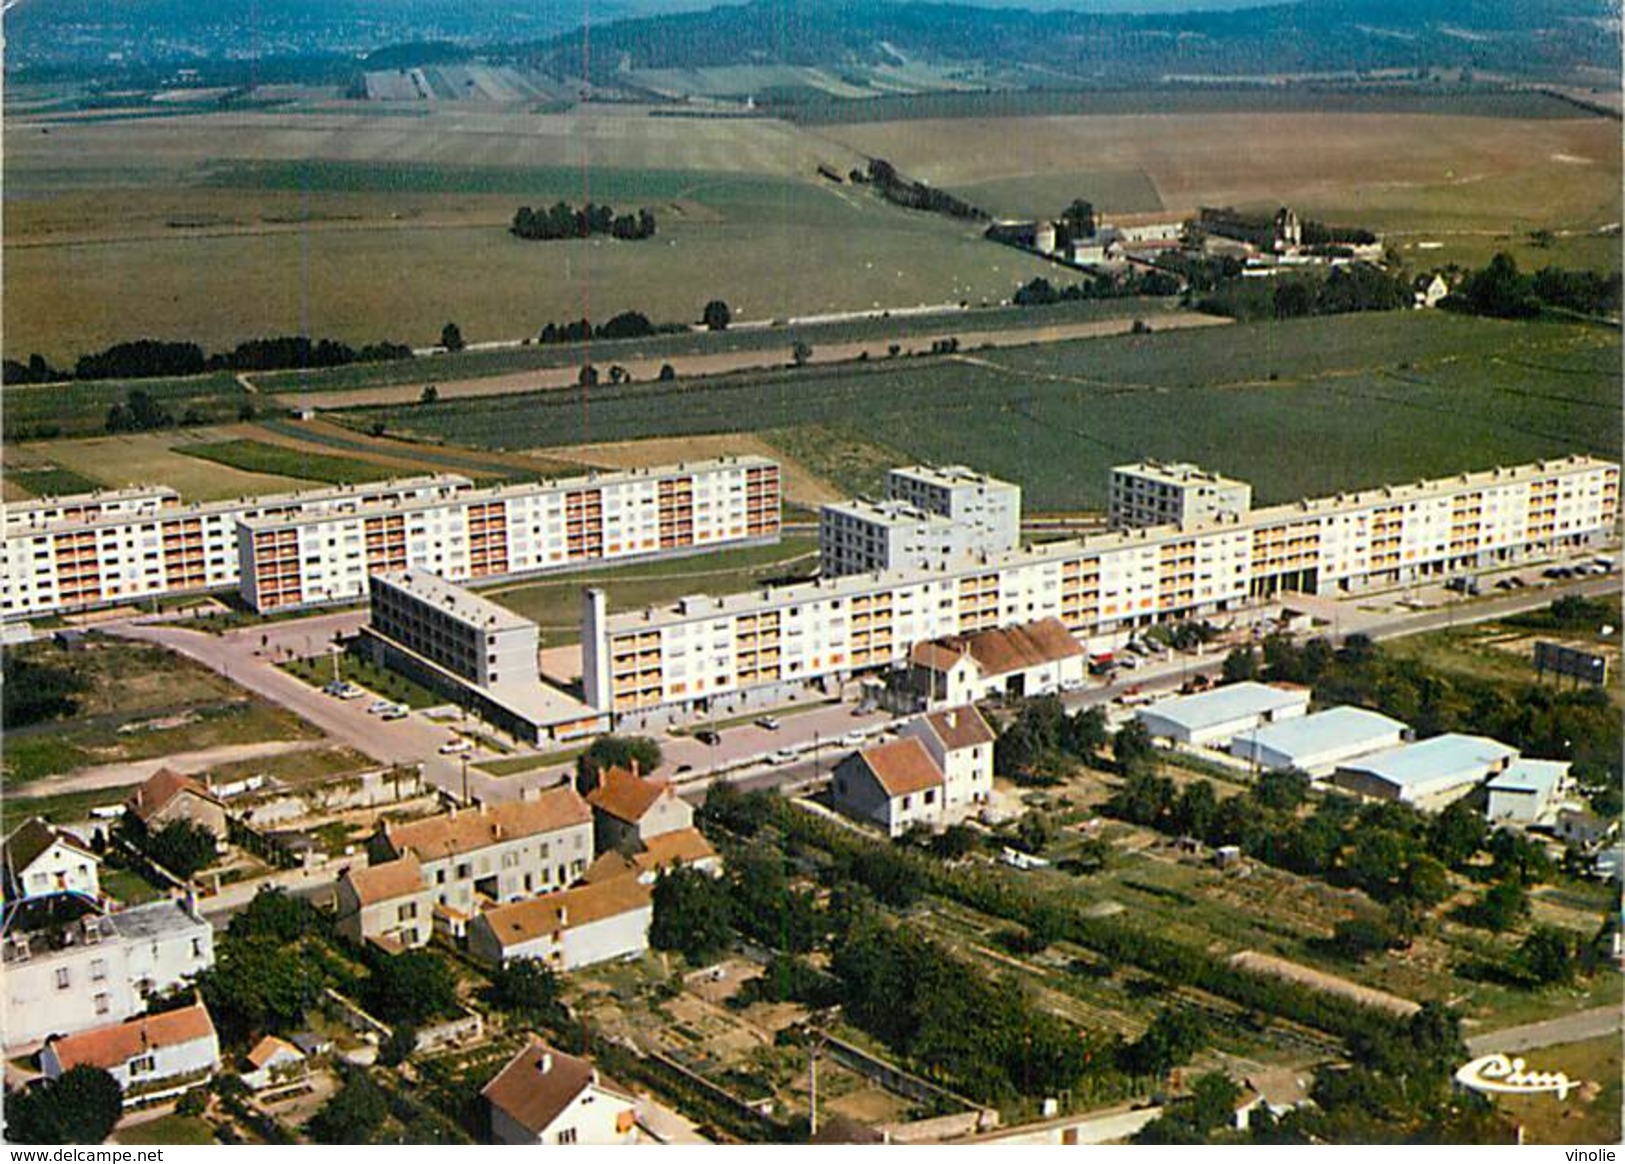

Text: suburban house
xmin=1137 ymin=682 xmax=1310 ymax=748
xmin=908 ymin=618 xmax=1086 ymax=709
xmin=467 ymin=876 xmax=652 ymax=971
xmin=2 ymin=896 xmax=215 ymax=1049
xmin=3 ymin=818 xmax=101 ymax=906
xmin=899 ymin=705 xmax=996 ymax=816
xmin=1228 ymin=707 xmax=1409 ymax=778
xmin=125 ymin=769 xmax=228 ymax=843
xmin=581 ymin=828 xmax=723 ymax=886
xmin=583 ymin=764 xmax=694 ymax=853
xmin=334 ymin=854 xmax=435 ymax=951
xmin=1232 ymin=1068 xmax=1314 ymax=1131
xmin=367 ymin=787 xmax=594 ymax=919
xmin=241 ymin=1035 xmax=308 ymax=1093
xmin=482 ymin=1038 xmax=639 ymax=1146
xmin=1484 ymin=759 xmax=1572 ymax=827
xmin=832 ymin=737 xmax=949 ymax=838
xmin=1555 ymin=807 xmax=1618 ymax=850
xmin=40 ymin=1001 xmax=220 ymax=1104
xmin=1328 ymin=734 xmax=1519 ymax=811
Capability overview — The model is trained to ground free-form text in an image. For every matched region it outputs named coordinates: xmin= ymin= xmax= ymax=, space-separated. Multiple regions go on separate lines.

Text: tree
xmin=1254 ymin=767 xmax=1310 ymax=812
xmin=1113 ymin=720 xmax=1156 ymax=774
xmin=3 ymin=1066 xmax=123 ymax=1143
xmin=1400 ymin=854 xmax=1453 ymax=908
xmin=702 ymin=299 xmax=731 ymax=331
xmin=439 ymin=322 xmax=465 ymax=352
xmin=364 ymin=950 xmax=458 ymax=1026
xmin=1330 ymin=915 xmax=1397 ymax=961
xmin=658 ymin=363 xmax=676 ymax=381
xmin=1429 ymin=802 xmax=1486 ymax=868
xmin=1518 ymin=926 xmax=1574 ymax=985
xmin=1123 ymin=1007 xmax=1207 ymax=1077
xmin=489 ymin=959 xmax=566 ymax=1027
xmin=650 ymin=867 xmax=733 ymax=963
xmin=1473 ymin=880 xmax=1530 ymax=933
xmin=201 ymin=936 xmax=324 ymax=1037
xmin=420 ymin=384 xmax=439 ymax=404
xmin=578 ymin=735 xmax=662 ymax=783
xmin=1171 ymin=780 xmax=1218 ymax=839
xmin=307 ymin=1066 xmax=389 ymax=1144
xmin=228 ymin=886 xmax=327 ymax=944
xmin=931 ymin=824 xmax=980 ymax=861
xmin=791 ymin=341 xmax=813 ymax=366
xmin=145 ymin=819 xmax=218 ymax=879
xmin=1063 ymin=706 xmax=1109 ymax=760
xmin=1222 ymin=647 xmax=1261 ymax=682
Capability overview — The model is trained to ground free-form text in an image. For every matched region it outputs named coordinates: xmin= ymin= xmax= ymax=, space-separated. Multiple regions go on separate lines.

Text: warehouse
xmin=1329 ymin=734 xmax=1519 ymax=811
xmin=1229 ymin=706 xmax=1409 ymax=777
xmin=1136 ymin=682 xmax=1310 ymax=748
xmin=1484 ymin=758 xmax=1572 ymax=826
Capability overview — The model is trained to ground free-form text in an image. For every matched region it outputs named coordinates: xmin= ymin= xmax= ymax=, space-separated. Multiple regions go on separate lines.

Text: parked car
xmin=675 ymin=763 xmax=694 ymax=774
xmin=367 ymin=699 xmax=394 ymax=715
xmin=380 ymin=704 xmax=409 ymax=721
xmin=325 ymin=681 xmax=363 ymax=700
xmin=438 ymin=738 xmax=472 ymax=755
xmin=694 ymin=729 xmax=722 ymax=746
xmin=765 ymin=749 xmax=796 ymax=765
xmin=754 ymin=716 xmax=782 ymax=731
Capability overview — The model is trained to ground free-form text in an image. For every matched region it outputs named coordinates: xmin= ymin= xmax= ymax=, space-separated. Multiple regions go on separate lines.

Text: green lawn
xmin=3 ymin=372 xmax=246 ymax=442
xmin=476 ymin=746 xmax=589 ymax=776
xmin=340 ymin=312 xmax=1622 ymax=511
xmin=2 ymin=786 xmax=135 ymax=827
xmin=281 ymin=652 xmax=444 ymax=710
xmin=5 ymin=465 xmax=103 ymax=497
xmin=114 ymin=1115 xmax=217 ymax=1146
xmin=176 ymin=438 xmax=399 ymax=485
xmin=102 ymin=865 xmax=165 ymax=906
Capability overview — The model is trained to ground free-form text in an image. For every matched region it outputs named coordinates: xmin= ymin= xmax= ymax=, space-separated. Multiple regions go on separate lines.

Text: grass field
xmin=2 ymin=373 xmax=247 ymax=441
xmin=339 ymin=312 xmax=1622 ymax=511
xmin=1490 ymin=1036 xmax=1622 ymax=1145
xmin=2 ymin=430 xmax=318 ymax=500
xmin=178 ymin=438 xmax=401 ymax=485
xmin=114 ymin=1116 xmax=216 ymax=1146
xmin=4 ymin=465 xmax=103 ymax=497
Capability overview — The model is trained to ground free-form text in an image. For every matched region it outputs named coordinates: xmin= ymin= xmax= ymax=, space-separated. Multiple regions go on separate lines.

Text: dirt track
xmin=1230 ymin=950 xmax=1421 ymax=1017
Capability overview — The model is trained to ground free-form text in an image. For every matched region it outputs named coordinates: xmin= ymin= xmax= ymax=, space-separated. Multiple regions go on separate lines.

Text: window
xmin=55 ymin=968 xmax=70 ymax=990
xmin=192 ymin=938 xmax=204 ymax=959
xmin=94 ymin=993 xmax=111 ymax=1015
xmin=90 ymin=958 xmax=107 ymax=981
xmin=398 ymin=902 xmax=418 ymax=921
xmin=130 ymin=1055 xmax=156 ymax=1077
xmin=556 ymin=1129 xmax=577 ymax=1145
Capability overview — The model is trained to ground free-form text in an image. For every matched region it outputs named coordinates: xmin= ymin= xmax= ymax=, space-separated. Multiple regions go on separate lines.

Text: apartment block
xmin=4 ymin=486 xmax=179 ymax=533
xmin=1109 ymin=461 xmax=1253 ymax=529
xmin=237 ymin=457 xmax=782 ymax=613
xmin=370 ymin=569 xmax=538 ymax=689
xmin=2 ymin=475 xmax=471 ymax=619
xmin=819 ymin=498 xmax=966 ymax=576
xmin=885 ymin=465 xmax=1021 ymax=553
xmin=583 ymin=456 xmax=1618 ymax=724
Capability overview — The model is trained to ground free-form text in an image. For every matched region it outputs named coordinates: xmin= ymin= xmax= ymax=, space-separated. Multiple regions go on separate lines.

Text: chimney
xmin=946 ymin=710 xmax=958 ymax=730
xmin=629 ymin=758 xmax=640 ymax=779
xmin=539 ymin=1052 xmax=553 ymax=1074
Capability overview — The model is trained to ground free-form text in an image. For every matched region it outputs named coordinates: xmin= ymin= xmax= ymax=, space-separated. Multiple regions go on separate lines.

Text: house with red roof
xmin=483 ymin=1038 xmax=639 ymax=1145
xmin=125 ymin=768 xmax=227 ymax=842
xmin=40 ymin=1001 xmax=220 ymax=1104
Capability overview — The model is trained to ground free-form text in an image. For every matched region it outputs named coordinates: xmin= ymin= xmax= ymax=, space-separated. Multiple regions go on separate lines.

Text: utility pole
xmin=461 ymin=754 xmax=470 ymax=805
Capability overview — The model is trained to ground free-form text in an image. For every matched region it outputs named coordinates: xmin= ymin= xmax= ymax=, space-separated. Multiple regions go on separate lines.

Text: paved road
xmin=1465 ymin=1005 xmax=1623 ymax=1056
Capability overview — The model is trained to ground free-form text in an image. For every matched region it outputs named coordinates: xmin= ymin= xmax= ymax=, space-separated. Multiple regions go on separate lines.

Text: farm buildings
xmin=582 ymin=455 xmax=1617 ymax=726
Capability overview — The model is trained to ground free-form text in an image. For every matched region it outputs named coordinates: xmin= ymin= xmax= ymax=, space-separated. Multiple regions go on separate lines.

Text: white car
xmin=380 ymin=704 xmax=409 ymax=721
xmin=840 ymin=730 xmax=867 ymax=748
xmin=366 ymin=699 xmax=394 ymax=715
xmin=438 ymin=738 xmax=473 ymax=755
xmin=765 ymin=749 xmax=796 ymax=765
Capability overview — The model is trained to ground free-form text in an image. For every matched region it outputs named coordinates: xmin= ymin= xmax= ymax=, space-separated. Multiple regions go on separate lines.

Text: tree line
xmin=1194 ymin=262 xmax=1412 ymax=321
xmin=1445 ymin=252 xmax=1621 ymax=319
xmin=1012 ymin=269 xmax=1183 ymax=307
xmin=510 ymin=202 xmax=656 ymax=241
xmin=4 ymin=334 xmax=415 ymax=386
xmin=856 ymin=157 xmax=985 ymax=221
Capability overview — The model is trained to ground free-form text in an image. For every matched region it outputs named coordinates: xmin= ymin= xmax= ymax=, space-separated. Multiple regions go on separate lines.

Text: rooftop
xmin=5 ymin=485 xmax=177 ymax=514
xmin=342 ymin=854 xmax=425 ymax=906
xmin=246 ymin=1034 xmax=304 ymax=1070
xmin=126 ymin=768 xmax=221 ymax=822
xmin=383 ymin=787 xmax=591 ymax=862
xmin=1487 ymin=758 xmax=1571 ymax=799
xmin=3 ymin=817 xmax=96 ymax=875
xmin=889 ymin=464 xmax=1018 ymax=491
xmin=481 ymin=1039 xmax=635 ymax=1136
xmin=1139 ymin=682 xmax=1309 ymax=733
xmin=1113 ymin=460 xmax=1248 ymax=488
xmin=109 ymin=896 xmax=211 ymax=943
xmin=48 ymin=1002 xmax=216 ymax=1070
xmin=585 ymin=766 xmax=672 ymax=825
xmin=918 ymin=705 xmax=997 ymax=751
xmin=821 ymin=497 xmax=951 ymax=528
xmin=856 ymin=737 xmax=943 ymax=798
xmin=1238 ymin=706 xmax=1408 ymax=758
xmin=479 ymin=876 xmax=652 ymax=947
xmin=635 ymin=828 xmax=718 ymax=873
xmin=373 ymin=569 xmax=536 ymax=635
xmin=911 ymin=618 xmax=1085 ymax=678
xmin=1339 ymin=734 xmax=1520 ymax=792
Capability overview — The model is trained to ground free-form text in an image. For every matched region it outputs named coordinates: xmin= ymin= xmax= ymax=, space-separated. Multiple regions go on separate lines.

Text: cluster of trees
xmin=536 ymin=310 xmax=678 ymax=345
xmin=1448 ymin=252 xmax=1621 ymax=319
xmin=5 ymin=334 xmax=417 ymax=387
xmin=859 ymin=158 xmax=985 ymax=221
xmin=993 ymin=696 xmax=1108 ymax=785
xmin=1011 ymin=269 xmax=1183 ymax=307
xmin=199 ymin=888 xmax=337 ymax=1045
xmin=106 ymin=388 xmax=192 ymax=433
xmin=1199 ymin=207 xmax=1377 ymax=249
xmin=3 ymin=1065 xmax=125 ymax=1143
xmin=1195 ymin=263 xmax=1411 ymax=321
xmin=510 ymin=202 xmax=656 ymax=242
xmin=1 ymin=653 xmax=89 ymax=728
xmin=576 ymin=734 xmax=663 ymax=784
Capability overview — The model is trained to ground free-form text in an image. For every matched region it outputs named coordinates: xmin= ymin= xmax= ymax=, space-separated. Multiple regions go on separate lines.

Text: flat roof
xmin=1340 ymin=733 xmax=1519 ymax=791
xmin=1486 ymin=758 xmax=1570 ymax=798
xmin=602 ymin=454 xmax=1616 ymax=634
xmin=889 ymin=464 xmax=1018 ymax=491
xmin=6 ymin=485 xmax=178 ymax=511
xmin=1239 ymin=706 xmax=1408 ymax=758
xmin=1112 ymin=461 xmax=1249 ymax=489
xmin=375 ymin=569 xmax=535 ymax=634
xmin=238 ymin=455 xmax=779 ymax=532
xmin=821 ymin=497 xmax=949 ymax=527
xmin=109 ymin=897 xmax=208 ymax=942
xmin=1139 ymin=682 xmax=1308 ymax=733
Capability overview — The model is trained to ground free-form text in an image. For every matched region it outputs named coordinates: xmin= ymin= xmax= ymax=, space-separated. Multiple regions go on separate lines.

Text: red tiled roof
xmin=635 ymin=828 xmax=718 ymax=873
xmin=911 ymin=618 xmax=1083 ymax=679
xmin=586 ymin=765 xmax=672 ymax=825
xmin=858 ymin=737 xmax=943 ymax=798
xmin=482 ymin=1039 xmax=635 ymax=1137
xmin=384 ymin=786 xmax=590 ymax=861
xmin=246 ymin=1035 xmax=302 ymax=1070
xmin=478 ymin=876 xmax=651 ymax=949
xmin=48 ymin=1003 xmax=216 ymax=1071
xmin=126 ymin=768 xmax=220 ymax=823
xmin=919 ymin=705 xmax=996 ymax=751
xmin=343 ymin=854 xmax=424 ymax=906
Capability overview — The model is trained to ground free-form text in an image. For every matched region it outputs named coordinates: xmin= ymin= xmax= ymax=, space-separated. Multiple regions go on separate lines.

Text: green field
xmin=178 ymin=438 xmax=399 ymax=484
xmin=3 ymin=372 xmax=246 ymax=441
xmin=5 ymin=465 xmax=103 ymax=497
xmin=340 ymin=312 xmax=1623 ymax=511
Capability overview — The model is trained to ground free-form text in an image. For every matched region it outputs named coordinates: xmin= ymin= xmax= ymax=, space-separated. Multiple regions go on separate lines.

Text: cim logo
xmin=1454 ymin=1053 xmax=1579 ymax=1101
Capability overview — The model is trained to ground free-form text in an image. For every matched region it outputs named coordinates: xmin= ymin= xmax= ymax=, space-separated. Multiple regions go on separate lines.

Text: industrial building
xmin=2 ymin=475 xmax=472 ymax=619
xmin=237 ymin=456 xmax=781 ymax=613
xmin=1329 ymin=734 xmax=1520 ymax=811
xmin=1136 ymin=682 xmax=1311 ymax=748
xmin=1228 ymin=706 xmax=1410 ymax=777
xmin=1485 ymin=759 xmax=1573 ymax=826
xmin=581 ymin=455 xmax=1617 ymax=726
xmin=1109 ymin=461 xmax=1253 ymax=530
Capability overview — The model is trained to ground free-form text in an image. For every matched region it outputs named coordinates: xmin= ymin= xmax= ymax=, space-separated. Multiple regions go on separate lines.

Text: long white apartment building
xmin=237 ymin=456 xmax=782 ymax=613
xmin=1110 ymin=461 xmax=1253 ymax=529
xmin=2 ymin=476 xmax=472 ymax=619
xmin=584 ymin=455 xmax=1618 ymax=725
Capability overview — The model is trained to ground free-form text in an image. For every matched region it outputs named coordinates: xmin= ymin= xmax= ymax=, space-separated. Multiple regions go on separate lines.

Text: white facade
xmin=1331 ymin=734 xmax=1519 ymax=811
xmin=2 ymin=475 xmax=470 ymax=619
xmin=370 ymin=569 xmax=539 ymax=690
xmin=1228 ymin=706 xmax=1409 ymax=777
xmin=238 ymin=457 xmax=781 ymax=612
xmin=484 ymin=1042 xmax=639 ymax=1146
xmin=468 ymin=880 xmax=652 ymax=971
xmin=1485 ymin=759 xmax=1571 ymax=826
xmin=4 ymin=487 xmax=179 ymax=533
xmin=583 ymin=456 xmax=1617 ymax=722
xmin=3 ymin=822 xmax=101 ymax=904
xmin=1137 ymin=682 xmax=1311 ymax=748
xmin=1 ymin=899 xmax=215 ymax=1049
xmin=885 ymin=465 xmax=1021 ymax=555
xmin=41 ymin=1006 xmax=220 ymax=1102
xmin=900 ymin=707 xmax=995 ymax=815
xmin=819 ymin=499 xmax=966 ymax=576
xmin=1110 ymin=462 xmax=1253 ymax=530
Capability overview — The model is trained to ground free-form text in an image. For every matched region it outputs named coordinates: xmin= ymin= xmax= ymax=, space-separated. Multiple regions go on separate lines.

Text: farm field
xmin=177 ymin=438 xmax=407 ymax=485
xmin=3 ymin=430 xmax=316 ymax=500
xmin=339 ymin=312 xmax=1623 ymax=512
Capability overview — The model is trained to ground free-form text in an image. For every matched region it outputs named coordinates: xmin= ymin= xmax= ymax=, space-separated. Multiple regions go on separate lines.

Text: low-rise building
xmin=125 ymin=769 xmax=227 ymax=843
xmin=1137 ymin=682 xmax=1310 ymax=748
xmin=482 ymin=1038 xmax=639 ymax=1146
xmin=41 ymin=1001 xmax=220 ymax=1104
xmin=2 ymin=897 xmax=215 ymax=1049
xmin=899 ymin=705 xmax=996 ymax=815
xmin=241 ymin=1035 xmax=308 ymax=1093
xmin=3 ymin=818 xmax=101 ymax=906
xmin=1329 ymin=734 xmax=1519 ymax=811
xmin=1555 ymin=807 xmax=1618 ymax=850
xmin=831 ymin=737 xmax=947 ymax=838
xmin=1485 ymin=759 xmax=1572 ymax=826
xmin=1228 ymin=706 xmax=1409 ymax=777
xmin=468 ymin=876 xmax=653 ymax=971
xmin=583 ymin=764 xmax=694 ymax=854
xmin=334 ymin=854 xmax=435 ymax=950
xmin=908 ymin=618 xmax=1087 ymax=708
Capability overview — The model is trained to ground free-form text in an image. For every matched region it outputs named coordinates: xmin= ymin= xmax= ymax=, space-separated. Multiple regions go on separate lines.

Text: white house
xmin=1329 ymin=734 xmax=1519 ymax=811
xmin=1413 ymin=273 xmax=1449 ymax=309
xmin=467 ymin=876 xmax=652 ymax=971
xmin=1228 ymin=706 xmax=1409 ymax=778
xmin=483 ymin=1039 xmax=639 ymax=1146
xmin=241 ymin=1035 xmax=308 ymax=1092
xmin=41 ymin=1001 xmax=220 ymax=1105
xmin=900 ymin=705 xmax=996 ymax=816
xmin=831 ymin=737 xmax=947 ymax=838
xmin=2 ymin=818 xmax=101 ymax=905
xmin=1137 ymin=682 xmax=1310 ymax=748
xmin=1484 ymin=759 xmax=1572 ymax=826
xmin=908 ymin=618 xmax=1087 ymax=709
xmin=1555 ymin=807 xmax=1618 ymax=850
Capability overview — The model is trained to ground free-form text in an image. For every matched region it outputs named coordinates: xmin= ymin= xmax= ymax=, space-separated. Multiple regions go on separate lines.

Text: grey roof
xmin=1486 ymin=758 xmax=1570 ymax=800
xmin=1238 ymin=706 xmax=1407 ymax=761
xmin=1139 ymin=682 xmax=1308 ymax=733
xmin=1339 ymin=733 xmax=1518 ymax=796
xmin=108 ymin=897 xmax=209 ymax=942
